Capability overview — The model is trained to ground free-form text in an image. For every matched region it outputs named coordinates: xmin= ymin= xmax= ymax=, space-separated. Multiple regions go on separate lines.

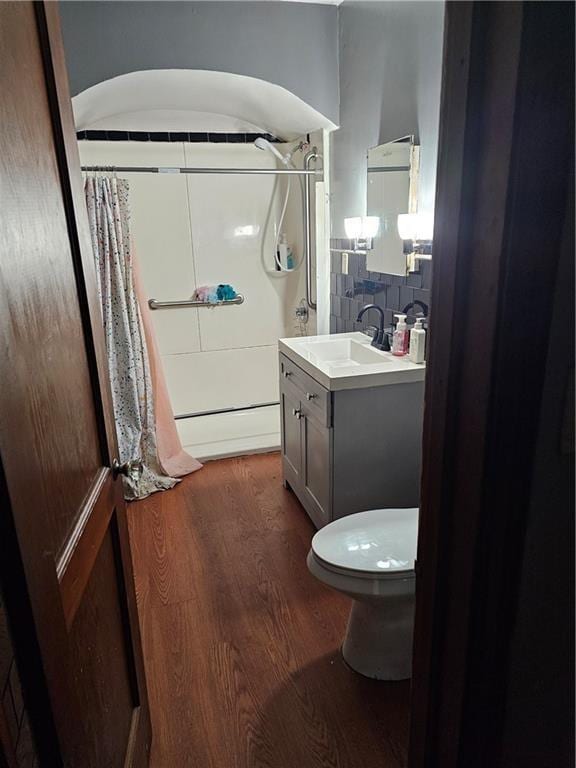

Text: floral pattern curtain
xmin=85 ymin=176 xmax=178 ymax=499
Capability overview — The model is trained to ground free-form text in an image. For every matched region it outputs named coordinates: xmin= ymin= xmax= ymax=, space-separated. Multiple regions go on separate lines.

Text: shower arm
xmin=304 ymin=148 xmax=321 ymax=311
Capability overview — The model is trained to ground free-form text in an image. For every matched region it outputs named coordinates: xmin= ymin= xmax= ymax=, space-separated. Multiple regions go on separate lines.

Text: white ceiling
xmin=73 ymin=69 xmax=338 ymax=138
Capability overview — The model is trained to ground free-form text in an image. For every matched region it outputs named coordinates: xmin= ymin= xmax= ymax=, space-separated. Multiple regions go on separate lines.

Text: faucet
xmin=402 ymin=300 xmax=429 ymax=318
xmin=356 ymin=304 xmax=388 ymax=351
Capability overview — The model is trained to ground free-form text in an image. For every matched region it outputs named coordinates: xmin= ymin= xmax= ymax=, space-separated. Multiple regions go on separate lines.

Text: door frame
xmin=409 ymin=2 xmax=574 ymax=766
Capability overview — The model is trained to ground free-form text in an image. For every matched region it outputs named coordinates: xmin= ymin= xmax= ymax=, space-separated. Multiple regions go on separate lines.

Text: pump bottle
xmin=409 ymin=317 xmax=426 ymax=363
xmin=392 ymin=314 xmax=409 ymax=356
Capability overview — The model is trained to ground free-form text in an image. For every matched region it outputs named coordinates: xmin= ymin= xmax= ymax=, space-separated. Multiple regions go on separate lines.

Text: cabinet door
xmin=301 ymin=413 xmax=332 ymax=528
xmin=280 ymin=386 xmax=303 ymax=489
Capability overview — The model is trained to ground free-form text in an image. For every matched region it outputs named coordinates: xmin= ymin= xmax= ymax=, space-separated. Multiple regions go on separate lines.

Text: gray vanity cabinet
xmin=280 ymin=353 xmax=332 ymax=528
xmin=279 ymin=351 xmax=424 ymax=529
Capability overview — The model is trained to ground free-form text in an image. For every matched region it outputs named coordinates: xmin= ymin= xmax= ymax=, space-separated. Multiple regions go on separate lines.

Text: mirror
xmin=366 ymin=136 xmax=420 ymax=275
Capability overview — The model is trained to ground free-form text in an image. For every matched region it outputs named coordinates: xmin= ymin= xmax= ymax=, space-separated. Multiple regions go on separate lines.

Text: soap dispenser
xmin=409 ymin=317 xmax=426 ymax=363
xmin=392 ymin=314 xmax=409 ymax=356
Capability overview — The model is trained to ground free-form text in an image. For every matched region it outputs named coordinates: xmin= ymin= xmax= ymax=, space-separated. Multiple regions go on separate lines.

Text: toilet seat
xmin=310 ymin=508 xmax=418 ymax=577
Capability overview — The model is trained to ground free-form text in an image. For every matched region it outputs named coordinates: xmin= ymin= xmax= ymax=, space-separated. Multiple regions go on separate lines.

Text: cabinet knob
xmin=305 ymin=392 xmax=317 ymax=400
xmin=283 ymin=370 xmax=292 ymax=378
xmin=292 ymin=408 xmax=302 ymax=420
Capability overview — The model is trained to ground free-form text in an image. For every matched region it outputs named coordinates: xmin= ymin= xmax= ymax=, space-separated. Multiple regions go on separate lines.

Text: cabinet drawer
xmin=279 ymin=353 xmax=331 ymax=427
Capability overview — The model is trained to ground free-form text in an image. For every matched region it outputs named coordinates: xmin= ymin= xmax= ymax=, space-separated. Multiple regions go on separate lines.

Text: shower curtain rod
xmin=81 ymin=165 xmax=320 ymax=176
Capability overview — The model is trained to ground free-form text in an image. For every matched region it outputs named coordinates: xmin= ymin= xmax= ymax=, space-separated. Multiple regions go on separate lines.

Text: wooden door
xmin=409 ymin=2 xmax=574 ymax=766
xmin=0 ymin=3 xmax=151 ymax=767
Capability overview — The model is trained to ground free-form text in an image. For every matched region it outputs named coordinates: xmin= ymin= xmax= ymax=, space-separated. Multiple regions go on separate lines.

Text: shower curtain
xmin=85 ymin=176 xmax=202 ymax=499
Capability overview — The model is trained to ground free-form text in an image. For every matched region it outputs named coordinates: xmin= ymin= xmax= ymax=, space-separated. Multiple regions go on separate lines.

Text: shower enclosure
xmin=79 ymin=136 xmax=328 ymax=460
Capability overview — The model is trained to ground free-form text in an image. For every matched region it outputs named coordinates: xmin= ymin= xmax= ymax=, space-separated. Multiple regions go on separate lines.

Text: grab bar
xmin=304 ymin=148 xmax=320 ymax=311
xmin=148 ymin=295 xmax=244 ymax=310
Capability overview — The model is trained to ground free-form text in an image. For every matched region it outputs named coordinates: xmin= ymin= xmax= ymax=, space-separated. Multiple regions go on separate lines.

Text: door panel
xmin=280 ymin=387 xmax=302 ymax=483
xmin=0 ymin=3 xmax=151 ymax=766
xmin=302 ymin=414 xmax=331 ymax=527
xmin=68 ymin=526 xmax=135 ymax=768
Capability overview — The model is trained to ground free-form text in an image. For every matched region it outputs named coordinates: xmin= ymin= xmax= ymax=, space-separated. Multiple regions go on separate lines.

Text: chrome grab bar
xmin=304 ymin=148 xmax=320 ymax=311
xmin=148 ymin=295 xmax=244 ymax=310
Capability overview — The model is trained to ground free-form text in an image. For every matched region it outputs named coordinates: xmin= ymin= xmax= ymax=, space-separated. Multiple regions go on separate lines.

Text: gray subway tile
xmin=414 ymin=288 xmax=430 ymax=306
xmin=348 ymin=254 xmax=360 ymax=277
xmin=420 ymin=260 xmax=433 ymax=290
xmin=406 ymin=271 xmax=422 ymax=288
xmin=386 ymin=285 xmax=400 ymax=310
xmin=400 ymin=285 xmax=414 ymax=310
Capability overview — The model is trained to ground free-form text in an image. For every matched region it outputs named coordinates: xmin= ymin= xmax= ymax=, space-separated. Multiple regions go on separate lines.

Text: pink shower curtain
xmin=132 ymin=257 xmax=203 ymax=478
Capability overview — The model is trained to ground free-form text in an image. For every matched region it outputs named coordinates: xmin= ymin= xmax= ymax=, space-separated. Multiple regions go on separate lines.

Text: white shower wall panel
xmin=161 ymin=345 xmax=279 ymax=416
xmin=78 ymin=140 xmax=306 ymax=439
xmin=183 ymin=143 xmax=302 ymax=352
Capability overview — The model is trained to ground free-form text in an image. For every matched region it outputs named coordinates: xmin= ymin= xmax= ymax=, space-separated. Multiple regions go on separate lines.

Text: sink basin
xmin=279 ymin=332 xmax=426 ymax=391
xmin=300 ymin=338 xmax=389 ymax=368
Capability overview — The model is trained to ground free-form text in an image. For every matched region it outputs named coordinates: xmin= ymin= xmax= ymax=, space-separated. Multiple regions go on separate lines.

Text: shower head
xmin=254 ymin=137 xmax=290 ymax=166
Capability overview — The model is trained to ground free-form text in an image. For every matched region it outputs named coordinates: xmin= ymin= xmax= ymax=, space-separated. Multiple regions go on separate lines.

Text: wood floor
xmin=128 ymin=452 xmax=410 ymax=768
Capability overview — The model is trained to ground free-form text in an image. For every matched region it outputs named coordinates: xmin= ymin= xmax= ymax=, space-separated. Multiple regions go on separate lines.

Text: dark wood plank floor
xmin=128 ymin=452 xmax=410 ymax=768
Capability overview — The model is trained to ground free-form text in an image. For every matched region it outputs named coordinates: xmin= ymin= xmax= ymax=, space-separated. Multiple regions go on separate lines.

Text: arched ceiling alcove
xmin=72 ymin=69 xmax=338 ymax=140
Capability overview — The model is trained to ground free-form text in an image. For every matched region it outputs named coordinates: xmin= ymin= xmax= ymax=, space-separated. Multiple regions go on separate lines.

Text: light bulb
xmin=344 ymin=217 xmax=363 ymax=239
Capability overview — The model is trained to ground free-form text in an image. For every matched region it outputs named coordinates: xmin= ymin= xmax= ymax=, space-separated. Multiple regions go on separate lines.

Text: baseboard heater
xmin=175 ymin=402 xmax=280 ymax=420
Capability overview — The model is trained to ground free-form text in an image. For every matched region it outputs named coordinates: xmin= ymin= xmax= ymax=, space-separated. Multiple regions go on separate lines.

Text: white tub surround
xmin=78 ymin=140 xmax=320 ymax=458
xmin=176 ymin=405 xmax=280 ymax=462
xmin=279 ymin=332 xmax=426 ymax=391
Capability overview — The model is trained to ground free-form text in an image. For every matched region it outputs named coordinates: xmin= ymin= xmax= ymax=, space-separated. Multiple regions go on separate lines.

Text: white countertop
xmin=278 ymin=332 xmax=426 ymax=391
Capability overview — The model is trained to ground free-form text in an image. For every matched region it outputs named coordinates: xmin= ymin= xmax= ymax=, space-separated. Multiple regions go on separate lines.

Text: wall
xmin=329 ymin=241 xmax=432 ymax=335
xmin=60 ymin=1 xmax=340 ymax=125
xmin=78 ymin=139 xmax=316 ymax=459
xmin=331 ymin=1 xmax=444 ymax=235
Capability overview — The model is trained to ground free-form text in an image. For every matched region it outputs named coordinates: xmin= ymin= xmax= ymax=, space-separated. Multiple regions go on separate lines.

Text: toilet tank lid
xmin=311 ymin=508 xmax=419 ymax=574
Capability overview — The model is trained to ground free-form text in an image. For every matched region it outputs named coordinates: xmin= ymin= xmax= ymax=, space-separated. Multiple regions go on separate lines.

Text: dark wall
xmin=59 ymin=1 xmax=340 ymax=124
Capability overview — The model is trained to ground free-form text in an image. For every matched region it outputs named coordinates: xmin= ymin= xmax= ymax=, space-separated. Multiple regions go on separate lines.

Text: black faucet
xmin=402 ymin=300 xmax=429 ymax=318
xmin=356 ymin=304 xmax=389 ymax=351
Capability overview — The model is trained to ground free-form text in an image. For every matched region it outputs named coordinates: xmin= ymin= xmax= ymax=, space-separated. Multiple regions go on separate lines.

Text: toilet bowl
xmin=307 ymin=507 xmax=418 ymax=681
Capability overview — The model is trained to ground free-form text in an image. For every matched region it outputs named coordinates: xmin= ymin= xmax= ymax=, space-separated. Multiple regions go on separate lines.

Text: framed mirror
xmin=366 ymin=136 xmax=420 ymax=275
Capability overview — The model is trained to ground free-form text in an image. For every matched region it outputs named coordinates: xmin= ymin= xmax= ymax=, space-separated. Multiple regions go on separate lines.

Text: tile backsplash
xmin=329 ymin=239 xmax=432 ymax=335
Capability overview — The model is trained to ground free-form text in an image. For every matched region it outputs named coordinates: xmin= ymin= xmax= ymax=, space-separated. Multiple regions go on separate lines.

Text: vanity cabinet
xmin=279 ymin=351 xmax=424 ymax=529
xmin=280 ymin=354 xmax=332 ymax=527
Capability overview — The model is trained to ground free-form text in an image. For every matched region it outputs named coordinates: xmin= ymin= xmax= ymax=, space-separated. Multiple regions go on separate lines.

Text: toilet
xmin=307 ymin=507 xmax=418 ymax=681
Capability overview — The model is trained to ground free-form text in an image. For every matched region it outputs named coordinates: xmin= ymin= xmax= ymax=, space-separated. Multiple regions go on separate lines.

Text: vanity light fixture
xmin=344 ymin=216 xmax=380 ymax=252
xmin=397 ymin=212 xmax=434 ymax=272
